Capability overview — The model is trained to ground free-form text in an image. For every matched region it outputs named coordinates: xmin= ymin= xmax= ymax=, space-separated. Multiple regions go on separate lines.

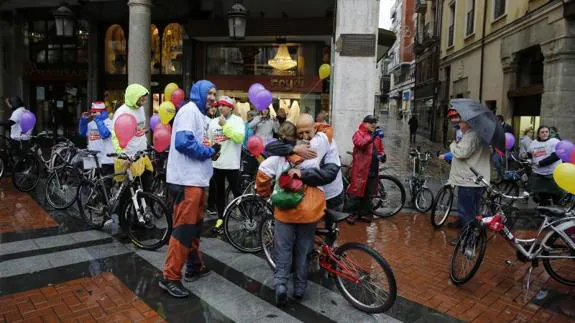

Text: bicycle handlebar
xmin=469 ymin=167 xmax=530 ymax=201
xmin=107 ymin=150 xmax=148 ymax=162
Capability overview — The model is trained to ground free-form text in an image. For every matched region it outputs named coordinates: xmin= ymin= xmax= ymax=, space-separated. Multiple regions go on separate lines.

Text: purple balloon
xmin=248 ymin=83 xmax=265 ymax=103
xmin=505 ymin=133 xmax=515 ymax=151
xmin=253 ymin=90 xmax=273 ymax=111
xmin=555 ymin=140 xmax=574 ymax=162
xmin=20 ymin=111 xmax=36 ymax=134
xmin=150 ymin=113 xmax=160 ymax=132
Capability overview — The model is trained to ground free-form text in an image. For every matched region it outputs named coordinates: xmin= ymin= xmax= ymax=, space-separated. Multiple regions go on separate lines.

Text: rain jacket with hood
xmin=347 ymin=122 xmax=384 ymax=198
xmin=166 ymin=80 xmax=216 ymax=187
xmin=111 ymin=84 xmax=149 ymax=156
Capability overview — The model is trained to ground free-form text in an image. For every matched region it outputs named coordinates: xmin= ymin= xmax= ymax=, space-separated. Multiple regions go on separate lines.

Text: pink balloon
xmin=253 ymin=90 xmax=273 ymax=111
xmin=171 ymin=89 xmax=185 ymax=108
xmin=114 ymin=114 xmax=137 ymax=149
xmin=153 ymin=124 xmax=172 ymax=152
xmin=20 ymin=111 xmax=36 ymax=134
xmin=247 ymin=135 xmax=264 ymax=157
xmin=150 ymin=114 xmax=160 ymax=132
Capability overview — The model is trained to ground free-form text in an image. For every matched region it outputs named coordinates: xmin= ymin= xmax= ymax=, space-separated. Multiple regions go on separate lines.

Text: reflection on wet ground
xmin=337 ymin=211 xmax=575 ymax=322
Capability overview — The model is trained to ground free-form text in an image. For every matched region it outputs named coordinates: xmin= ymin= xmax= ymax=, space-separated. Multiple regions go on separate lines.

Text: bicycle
xmin=12 ymin=133 xmax=76 ymax=192
xmin=406 ymin=147 xmax=434 ymax=213
xmin=260 ymin=208 xmax=397 ymax=313
xmin=430 ymin=153 xmax=455 ymax=228
xmin=341 ymin=152 xmax=406 ymax=217
xmin=222 ymin=193 xmax=272 ymax=253
xmin=77 ymin=150 xmax=172 ymax=250
xmin=450 ymin=167 xmax=575 ymax=288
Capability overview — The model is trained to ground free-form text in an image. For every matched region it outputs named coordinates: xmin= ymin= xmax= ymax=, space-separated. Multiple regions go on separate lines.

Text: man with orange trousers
xmin=159 ymin=80 xmax=221 ymax=298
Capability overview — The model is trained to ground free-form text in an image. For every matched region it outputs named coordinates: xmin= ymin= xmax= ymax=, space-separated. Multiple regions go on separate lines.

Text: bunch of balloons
xmin=19 ymin=111 xmax=36 ymax=133
xmin=248 ymin=83 xmax=273 ymax=111
xmin=553 ymin=139 xmax=575 ymax=195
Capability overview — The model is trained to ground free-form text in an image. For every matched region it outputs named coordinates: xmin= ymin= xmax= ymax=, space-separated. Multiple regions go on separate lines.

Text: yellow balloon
xmin=164 ymin=83 xmax=179 ymax=101
xmin=159 ymin=101 xmax=176 ymax=125
xmin=553 ymin=163 xmax=575 ymax=194
xmin=319 ymin=64 xmax=331 ymax=80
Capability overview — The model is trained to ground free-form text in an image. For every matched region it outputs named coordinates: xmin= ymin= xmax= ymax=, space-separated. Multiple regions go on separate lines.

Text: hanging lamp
xmin=268 ymin=44 xmax=297 ymax=71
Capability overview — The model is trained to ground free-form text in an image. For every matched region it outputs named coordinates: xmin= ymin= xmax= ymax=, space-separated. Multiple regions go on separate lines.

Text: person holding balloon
xmin=112 ymin=83 xmax=150 ymax=156
xmin=78 ymin=102 xmax=115 ymax=175
xmin=249 ymin=108 xmax=275 ymax=144
xmin=2 ymin=96 xmax=33 ymax=141
xmin=527 ymin=125 xmax=564 ymax=206
xmin=207 ymin=96 xmax=246 ymax=232
xmin=160 ymin=80 xmax=221 ymax=299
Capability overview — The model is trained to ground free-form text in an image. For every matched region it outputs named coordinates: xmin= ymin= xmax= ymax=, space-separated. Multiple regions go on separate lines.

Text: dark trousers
xmin=213 ymin=168 xmax=241 ymax=219
xmin=457 ymin=186 xmax=485 ymax=227
xmin=207 ymin=178 xmax=217 ymax=212
xmin=409 ymin=130 xmax=417 ymax=143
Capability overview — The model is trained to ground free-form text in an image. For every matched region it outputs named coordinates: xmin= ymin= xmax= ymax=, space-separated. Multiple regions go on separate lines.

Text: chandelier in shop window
xmin=268 ymin=44 xmax=297 ymax=71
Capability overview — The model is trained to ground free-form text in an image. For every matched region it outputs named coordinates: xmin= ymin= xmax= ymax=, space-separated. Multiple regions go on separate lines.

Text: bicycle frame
xmin=319 ymin=243 xmax=361 ymax=284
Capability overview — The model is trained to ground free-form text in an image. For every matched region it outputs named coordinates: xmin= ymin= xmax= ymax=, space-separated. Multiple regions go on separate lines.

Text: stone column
xmin=500 ymin=54 xmax=517 ymax=121
xmin=541 ymin=32 xmax=575 ymax=141
xmin=331 ymin=0 xmax=380 ymax=161
xmin=0 ymin=21 xmax=5 ymax=136
xmin=127 ymin=0 xmax=152 ymax=120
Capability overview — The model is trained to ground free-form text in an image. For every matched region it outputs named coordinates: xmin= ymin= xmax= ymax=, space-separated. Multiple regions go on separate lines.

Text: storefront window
xmin=151 ymin=25 xmax=161 ymax=74
xmin=105 ymin=24 xmax=127 ymax=74
xmin=162 ymin=23 xmax=185 ymax=75
xmin=206 ymin=44 xmax=320 ymax=76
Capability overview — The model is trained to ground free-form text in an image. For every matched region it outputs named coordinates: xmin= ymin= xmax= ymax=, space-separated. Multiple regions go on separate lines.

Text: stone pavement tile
xmin=34 ymin=234 xmax=76 ymax=249
xmin=0 ymin=273 xmax=164 ymax=322
xmin=0 ymin=255 xmax=52 ymax=278
xmin=0 ymin=178 xmax=58 ymax=234
xmin=337 ymin=211 xmax=575 ymax=322
xmin=0 ymin=239 xmax=38 ymax=256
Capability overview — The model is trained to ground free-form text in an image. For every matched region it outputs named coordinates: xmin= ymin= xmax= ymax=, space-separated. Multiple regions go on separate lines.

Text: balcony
xmin=415 ymin=0 xmax=427 ymax=14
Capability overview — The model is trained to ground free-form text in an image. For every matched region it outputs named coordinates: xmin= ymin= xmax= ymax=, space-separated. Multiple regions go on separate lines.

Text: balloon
xmin=247 ymin=136 xmax=264 ymax=157
xmin=114 ymin=114 xmax=137 ymax=149
xmin=553 ymin=163 xmax=575 ymax=194
xmin=19 ymin=111 xmax=36 ymax=133
xmin=570 ymin=149 xmax=575 ymax=164
xmin=555 ymin=140 xmax=574 ymax=162
xmin=505 ymin=133 xmax=515 ymax=151
xmin=248 ymin=83 xmax=265 ymax=103
xmin=171 ymin=88 xmax=185 ymax=108
xmin=150 ymin=114 xmax=160 ymax=132
xmin=319 ymin=64 xmax=331 ymax=80
xmin=153 ymin=124 xmax=172 ymax=153
xmin=164 ymin=83 xmax=179 ymax=101
xmin=253 ymin=90 xmax=273 ymax=111
xmin=159 ymin=101 xmax=176 ymax=124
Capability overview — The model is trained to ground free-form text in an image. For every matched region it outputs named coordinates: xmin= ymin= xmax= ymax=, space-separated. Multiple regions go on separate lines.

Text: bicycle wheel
xmin=0 ymin=155 xmax=5 ymax=179
xmin=224 ymin=194 xmax=272 ymax=253
xmin=542 ymin=231 xmax=575 ymax=286
xmin=45 ymin=166 xmax=82 ymax=209
xmin=414 ymin=187 xmax=434 ymax=213
xmin=260 ymin=215 xmax=276 ymax=270
xmin=450 ymin=221 xmax=487 ymax=285
xmin=496 ymin=180 xmax=519 ymax=210
xmin=12 ymin=155 xmax=40 ymax=192
xmin=77 ymin=182 xmax=107 ymax=229
xmin=430 ymin=185 xmax=454 ymax=228
xmin=333 ymin=242 xmax=397 ymax=313
xmin=371 ymin=175 xmax=406 ymax=217
xmin=123 ymin=191 xmax=172 ymax=250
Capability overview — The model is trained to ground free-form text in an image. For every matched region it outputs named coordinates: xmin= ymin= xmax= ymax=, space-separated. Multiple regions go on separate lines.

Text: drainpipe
xmin=431 ymin=0 xmax=443 ymax=142
xmin=479 ymin=0 xmax=488 ymax=102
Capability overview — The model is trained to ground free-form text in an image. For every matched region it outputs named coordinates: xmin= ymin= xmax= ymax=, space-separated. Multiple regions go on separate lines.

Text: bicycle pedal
xmin=504 ymin=260 xmax=516 ymax=267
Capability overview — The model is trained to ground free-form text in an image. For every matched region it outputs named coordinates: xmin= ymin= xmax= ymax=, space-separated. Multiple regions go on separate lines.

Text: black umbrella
xmin=450 ymin=99 xmax=505 ymax=152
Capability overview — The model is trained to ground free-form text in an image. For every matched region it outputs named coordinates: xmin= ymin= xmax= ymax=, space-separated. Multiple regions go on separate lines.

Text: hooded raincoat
xmin=111 ymin=84 xmax=149 ymax=156
xmin=347 ymin=122 xmax=384 ymax=198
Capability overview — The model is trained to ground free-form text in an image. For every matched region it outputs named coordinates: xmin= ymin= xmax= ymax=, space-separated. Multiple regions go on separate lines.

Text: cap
xmin=447 ymin=108 xmax=459 ymax=119
xmin=90 ymin=102 xmax=106 ymax=113
xmin=216 ymin=96 xmax=235 ymax=109
xmin=363 ymin=115 xmax=378 ymax=124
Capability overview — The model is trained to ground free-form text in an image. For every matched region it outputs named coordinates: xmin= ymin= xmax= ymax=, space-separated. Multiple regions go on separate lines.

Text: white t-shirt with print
xmin=166 ymin=102 xmax=213 ymax=187
xmin=529 ymin=138 xmax=561 ymax=175
xmin=112 ymin=104 xmax=147 ymax=157
xmin=9 ymin=107 xmax=32 ymax=140
xmin=208 ymin=114 xmax=245 ymax=170
xmin=84 ymin=118 xmax=115 ymax=168
xmin=322 ymin=138 xmax=344 ymax=200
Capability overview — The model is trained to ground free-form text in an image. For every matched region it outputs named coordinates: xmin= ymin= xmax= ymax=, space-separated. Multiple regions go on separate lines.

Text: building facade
xmin=438 ymin=0 xmax=575 ymax=144
xmin=388 ymin=0 xmax=416 ymax=120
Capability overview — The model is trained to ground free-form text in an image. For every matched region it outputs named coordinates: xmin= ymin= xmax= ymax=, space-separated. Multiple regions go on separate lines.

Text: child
xmin=79 ymin=102 xmax=115 ymax=175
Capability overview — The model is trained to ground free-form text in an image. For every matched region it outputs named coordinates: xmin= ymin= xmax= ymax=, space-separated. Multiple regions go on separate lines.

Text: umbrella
xmin=450 ymin=99 xmax=505 ymax=152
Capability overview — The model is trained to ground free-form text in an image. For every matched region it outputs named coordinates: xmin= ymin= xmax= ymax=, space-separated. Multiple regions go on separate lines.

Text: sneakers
xmin=212 ymin=219 xmax=224 ymax=235
xmin=275 ymin=285 xmax=288 ymax=307
xmin=159 ymin=278 xmax=190 ymax=298
xmin=293 ymin=292 xmax=304 ymax=302
xmin=184 ymin=266 xmax=212 ymax=282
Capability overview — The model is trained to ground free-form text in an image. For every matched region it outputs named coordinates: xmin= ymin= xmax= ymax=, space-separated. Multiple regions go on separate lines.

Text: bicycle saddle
xmin=85 ymin=150 xmax=101 ymax=156
xmin=536 ymin=206 xmax=567 ymax=218
xmin=325 ymin=209 xmax=349 ymax=223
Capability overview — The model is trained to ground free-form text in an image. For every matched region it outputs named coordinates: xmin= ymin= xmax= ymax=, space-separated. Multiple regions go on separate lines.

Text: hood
xmin=189 ymin=80 xmax=215 ymax=114
xmin=124 ymin=84 xmax=149 ymax=108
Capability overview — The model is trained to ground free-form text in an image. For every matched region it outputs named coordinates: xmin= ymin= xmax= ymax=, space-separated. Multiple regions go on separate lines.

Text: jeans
xmin=409 ymin=131 xmax=417 ymax=143
xmin=273 ymin=220 xmax=317 ymax=295
xmin=457 ymin=186 xmax=485 ymax=227
xmin=492 ymin=152 xmax=504 ymax=181
xmin=326 ymin=191 xmax=344 ymax=230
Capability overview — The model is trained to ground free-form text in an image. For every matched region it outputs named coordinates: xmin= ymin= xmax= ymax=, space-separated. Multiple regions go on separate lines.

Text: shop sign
xmin=23 ymin=63 xmax=88 ymax=82
xmin=270 ymin=78 xmax=305 ymax=91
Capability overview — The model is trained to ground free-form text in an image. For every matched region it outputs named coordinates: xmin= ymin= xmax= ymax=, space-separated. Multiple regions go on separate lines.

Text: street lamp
xmin=228 ymin=2 xmax=248 ymax=39
xmin=53 ymin=3 xmax=75 ymax=37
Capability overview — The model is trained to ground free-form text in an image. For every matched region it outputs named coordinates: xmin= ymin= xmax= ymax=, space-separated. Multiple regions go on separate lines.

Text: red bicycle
xmin=259 ymin=208 xmax=397 ymax=313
